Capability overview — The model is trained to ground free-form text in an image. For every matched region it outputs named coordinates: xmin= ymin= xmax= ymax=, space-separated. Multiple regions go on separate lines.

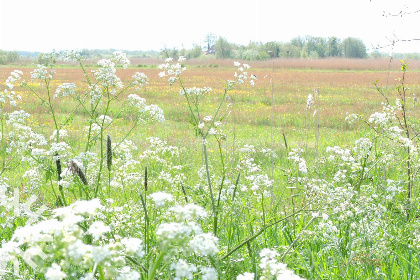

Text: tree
xmin=291 ymin=36 xmax=305 ymax=49
xmin=0 ymin=50 xmax=19 ymax=64
xmin=263 ymin=41 xmax=280 ymax=58
xmin=186 ymin=44 xmax=203 ymax=59
xmin=215 ymin=37 xmax=233 ymax=59
xmin=204 ymin=33 xmax=217 ymax=53
xmin=303 ymin=36 xmax=327 ymax=58
xmin=341 ymin=37 xmax=367 ymax=58
xmin=161 ymin=46 xmax=179 ymax=59
xmin=279 ymin=43 xmax=301 ymax=58
xmin=326 ymin=37 xmax=341 ymax=57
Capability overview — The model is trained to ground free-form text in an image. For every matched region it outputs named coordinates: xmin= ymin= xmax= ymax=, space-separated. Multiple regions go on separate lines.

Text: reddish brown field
xmin=1 ymin=58 xmax=419 ymax=149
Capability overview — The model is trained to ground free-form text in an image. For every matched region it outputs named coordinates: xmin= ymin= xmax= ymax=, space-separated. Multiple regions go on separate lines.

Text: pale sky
xmin=0 ymin=0 xmax=419 ymax=53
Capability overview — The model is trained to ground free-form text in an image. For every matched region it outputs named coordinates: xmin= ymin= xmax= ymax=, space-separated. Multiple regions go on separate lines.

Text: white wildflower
xmin=189 ymin=233 xmax=219 ymax=256
xmin=55 ymin=83 xmax=76 ymax=98
xmin=150 ymin=192 xmax=173 ymax=207
xmin=88 ymin=221 xmax=110 ymax=240
xmin=201 ymin=266 xmax=218 ymax=280
xmin=121 ymin=237 xmax=144 ymax=257
xmin=237 ymin=272 xmax=254 ymax=280
xmin=170 ymin=259 xmax=197 ymax=280
xmin=45 ymin=263 xmax=67 ymax=280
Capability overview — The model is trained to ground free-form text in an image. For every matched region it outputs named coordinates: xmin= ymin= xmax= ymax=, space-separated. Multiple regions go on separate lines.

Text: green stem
xmin=221 ymin=209 xmax=305 ymax=260
xmin=280 ymin=216 xmax=316 ymax=261
xmin=148 ymin=250 xmax=165 ymax=280
xmin=0 ymin=115 xmax=6 ymax=175
xmin=203 ymin=139 xmax=216 ymax=230
xmin=139 ymin=192 xmax=150 ymax=254
xmin=204 ymin=88 xmax=228 ymax=139
xmin=95 ymin=90 xmax=112 ymax=197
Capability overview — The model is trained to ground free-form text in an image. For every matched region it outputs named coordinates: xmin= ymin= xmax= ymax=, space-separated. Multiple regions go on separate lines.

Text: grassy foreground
xmin=0 ymin=53 xmax=420 ymax=279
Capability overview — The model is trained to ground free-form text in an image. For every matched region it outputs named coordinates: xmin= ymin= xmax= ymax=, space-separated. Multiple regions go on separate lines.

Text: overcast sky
xmin=0 ymin=0 xmax=419 ymax=53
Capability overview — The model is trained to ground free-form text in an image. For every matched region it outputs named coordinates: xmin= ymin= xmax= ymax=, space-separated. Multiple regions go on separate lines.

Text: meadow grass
xmin=0 ymin=54 xmax=420 ymax=279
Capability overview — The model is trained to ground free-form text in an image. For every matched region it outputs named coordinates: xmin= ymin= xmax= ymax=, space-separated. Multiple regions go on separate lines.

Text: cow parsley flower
xmin=45 ymin=263 xmax=67 ymax=280
xmin=112 ymin=51 xmax=131 ymax=69
xmin=188 ymin=233 xmax=219 ymax=256
xmin=158 ymin=57 xmax=187 ymax=85
xmin=306 ymin=94 xmax=314 ymax=110
xmin=61 ymin=49 xmax=82 ymax=62
xmin=170 ymin=259 xmax=197 ymax=280
xmin=169 ymin=204 xmax=208 ymax=220
xmin=201 ymin=266 xmax=218 ymax=280
xmin=88 ymin=221 xmax=110 ymax=240
xmin=116 ymin=267 xmax=140 ymax=280
xmin=368 ymin=112 xmax=389 ymax=126
xmin=150 ymin=192 xmax=173 ymax=207
xmin=97 ymin=115 xmax=113 ymax=125
xmin=55 ymin=83 xmax=76 ymax=98
xmin=237 ymin=272 xmax=254 ymax=280
xmin=121 ymin=237 xmax=144 ymax=257
xmin=50 ymin=129 xmax=68 ymax=141
xmin=132 ymin=72 xmax=149 ymax=90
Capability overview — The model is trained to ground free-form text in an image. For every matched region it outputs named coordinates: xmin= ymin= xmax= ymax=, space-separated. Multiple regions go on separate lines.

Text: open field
xmin=1 ymin=56 xmax=420 ymax=279
xmin=1 ymin=57 xmax=420 ymax=152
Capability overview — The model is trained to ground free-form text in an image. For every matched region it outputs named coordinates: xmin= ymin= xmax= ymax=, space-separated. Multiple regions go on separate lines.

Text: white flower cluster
xmin=288 ymin=148 xmax=308 ymax=174
xmin=180 ymin=87 xmax=212 ymax=97
xmin=306 ymin=93 xmax=314 ymax=110
xmin=353 ymin=137 xmax=372 ymax=159
xmin=158 ymin=57 xmax=187 ymax=85
xmin=0 ymin=199 xmax=144 ymax=279
xmin=237 ymin=248 xmax=304 ymax=280
xmin=132 ymin=72 xmax=149 ymax=90
xmin=326 ymin=146 xmax=354 ymax=163
xmin=1 ymin=70 xmax=23 ymax=108
xmin=31 ymin=65 xmax=55 ymax=81
xmin=92 ymin=51 xmax=130 ymax=92
xmin=5 ymin=70 xmax=23 ymax=90
xmin=60 ymin=49 xmax=82 ymax=62
xmin=368 ymin=112 xmax=390 ymax=126
xmin=150 ymin=191 xmax=173 ymax=207
xmin=126 ymin=94 xmax=165 ymax=123
xmin=6 ymin=110 xmax=30 ymax=124
xmin=229 ymin=61 xmax=256 ymax=88
xmin=94 ymin=59 xmax=124 ymax=90
xmin=54 ymin=83 xmax=76 ymax=98
xmin=154 ymin=203 xmax=219 ymax=279
xmin=111 ymin=51 xmax=131 ymax=68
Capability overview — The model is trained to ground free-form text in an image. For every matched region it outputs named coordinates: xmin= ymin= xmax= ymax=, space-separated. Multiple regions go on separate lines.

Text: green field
xmin=0 ymin=54 xmax=420 ymax=279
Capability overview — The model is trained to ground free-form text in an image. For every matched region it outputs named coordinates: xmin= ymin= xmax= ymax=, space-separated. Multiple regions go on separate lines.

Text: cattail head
xmin=68 ymin=159 xmax=88 ymax=185
xmin=106 ymin=135 xmax=112 ymax=172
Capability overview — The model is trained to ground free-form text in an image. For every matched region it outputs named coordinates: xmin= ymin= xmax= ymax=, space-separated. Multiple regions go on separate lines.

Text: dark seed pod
xmin=106 ymin=135 xmax=112 ymax=172
xmin=69 ymin=159 xmax=88 ymax=185
xmin=144 ymin=166 xmax=148 ymax=191
xmin=55 ymin=153 xmax=62 ymax=181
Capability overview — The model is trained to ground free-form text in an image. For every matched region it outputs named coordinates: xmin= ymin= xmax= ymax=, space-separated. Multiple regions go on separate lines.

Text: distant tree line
xmin=0 ymin=50 xmax=19 ymax=64
xmin=162 ymin=35 xmax=370 ymax=60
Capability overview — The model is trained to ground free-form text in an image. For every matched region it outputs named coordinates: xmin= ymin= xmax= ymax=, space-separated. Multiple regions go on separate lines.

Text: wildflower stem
xmin=280 ymin=216 xmax=316 ymax=261
xmin=139 ymin=192 xmax=150 ymax=253
xmin=148 ymin=250 xmax=165 ymax=280
xmin=221 ymin=209 xmax=305 ymax=260
xmin=203 ymin=139 xmax=217 ymax=232
xmin=95 ymin=90 xmax=112 ymax=197
xmin=204 ymin=88 xmax=228 ymax=139
xmin=0 ymin=117 xmax=5 ymax=175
